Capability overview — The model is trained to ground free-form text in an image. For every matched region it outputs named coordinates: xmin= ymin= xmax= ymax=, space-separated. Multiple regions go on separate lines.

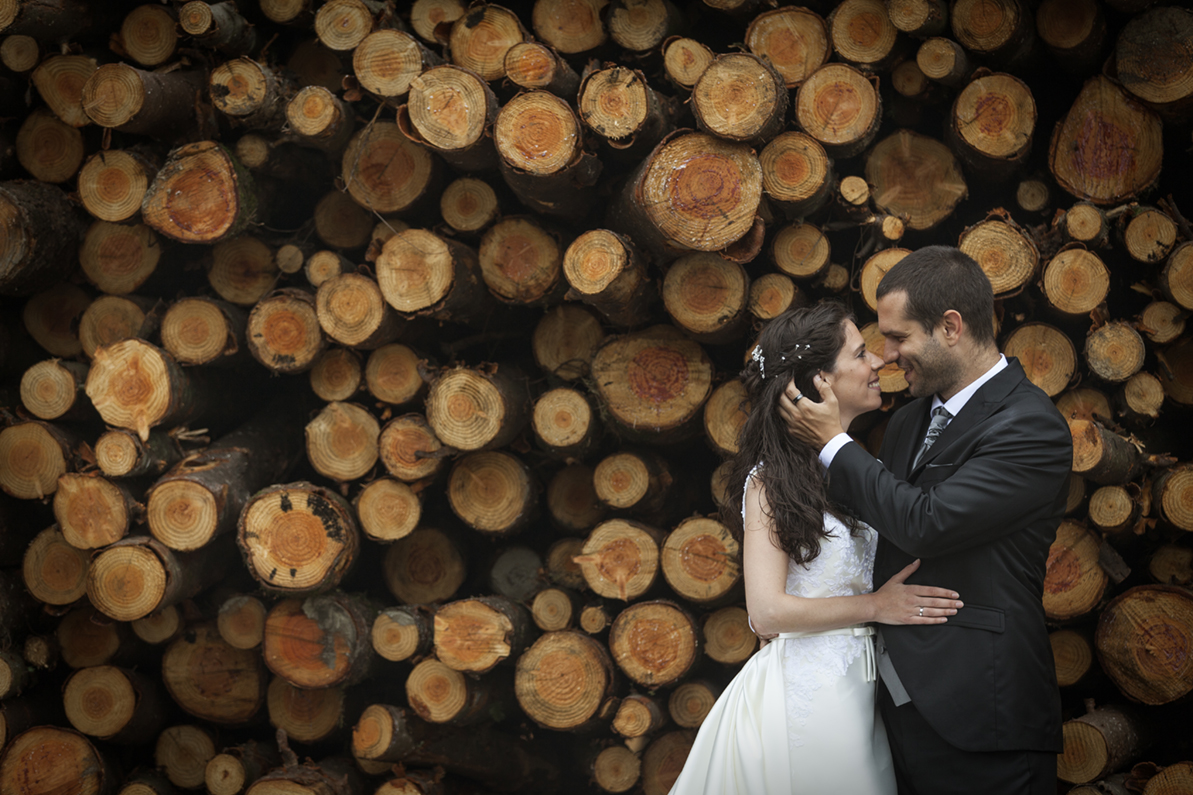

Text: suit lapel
xmin=892 ymin=397 xmax=932 ymax=480
xmin=909 ymin=359 xmax=1027 ymax=475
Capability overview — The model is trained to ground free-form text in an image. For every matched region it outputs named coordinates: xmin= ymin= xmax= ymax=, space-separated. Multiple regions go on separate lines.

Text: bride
xmin=669 ymin=303 xmax=963 ymax=794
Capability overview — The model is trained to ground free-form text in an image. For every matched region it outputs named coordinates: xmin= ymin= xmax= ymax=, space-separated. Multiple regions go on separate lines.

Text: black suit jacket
xmin=826 ymin=358 xmax=1071 ymax=753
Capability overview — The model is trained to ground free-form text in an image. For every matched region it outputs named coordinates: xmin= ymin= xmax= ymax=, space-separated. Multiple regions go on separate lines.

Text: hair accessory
xmin=751 ymin=345 xmax=765 ymax=379
xmin=794 ymin=343 xmax=811 ymax=360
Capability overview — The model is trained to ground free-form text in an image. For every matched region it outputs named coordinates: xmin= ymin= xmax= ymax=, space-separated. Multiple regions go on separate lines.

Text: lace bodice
xmin=744 ymin=465 xmax=879 ymax=746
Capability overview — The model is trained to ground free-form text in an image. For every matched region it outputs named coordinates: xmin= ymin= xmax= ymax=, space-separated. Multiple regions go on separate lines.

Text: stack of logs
xmin=1 ymin=0 xmax=1192 ymax=792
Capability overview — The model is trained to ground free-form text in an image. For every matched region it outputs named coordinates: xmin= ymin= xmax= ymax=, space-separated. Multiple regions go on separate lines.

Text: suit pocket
xmin=917 ymin=462 xmax=958 ymax=488
xmin=948 ymin=604 xmax=1005 ymax=633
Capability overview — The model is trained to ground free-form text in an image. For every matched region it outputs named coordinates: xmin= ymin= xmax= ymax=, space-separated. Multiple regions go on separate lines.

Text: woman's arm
xmin=743 ymin=478 xmax=962 ymax=636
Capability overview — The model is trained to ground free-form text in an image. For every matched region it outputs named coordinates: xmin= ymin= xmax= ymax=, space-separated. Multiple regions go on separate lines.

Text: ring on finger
xmin=793 ymin=393 xmax=804 ymax=404
xmin=918 ymin=607 xmax=923 ymax=617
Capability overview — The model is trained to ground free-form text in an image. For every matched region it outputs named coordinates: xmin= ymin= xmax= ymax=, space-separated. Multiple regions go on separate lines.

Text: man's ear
xmin=940 ymin=309 xmax=963 ymax=345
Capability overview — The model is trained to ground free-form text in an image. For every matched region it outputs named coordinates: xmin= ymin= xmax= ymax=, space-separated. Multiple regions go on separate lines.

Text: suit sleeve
xmin=827 ymin=404 xmax=1072 ymax=558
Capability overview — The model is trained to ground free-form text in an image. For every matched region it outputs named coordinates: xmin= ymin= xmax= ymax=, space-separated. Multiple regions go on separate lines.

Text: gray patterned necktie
xmin=913 ymin=406 xmax=953 ymax=469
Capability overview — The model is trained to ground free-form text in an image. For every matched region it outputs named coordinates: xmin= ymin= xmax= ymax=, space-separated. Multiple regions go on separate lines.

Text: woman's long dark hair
xmin=722 ymin=302 xmax=860 ymax=564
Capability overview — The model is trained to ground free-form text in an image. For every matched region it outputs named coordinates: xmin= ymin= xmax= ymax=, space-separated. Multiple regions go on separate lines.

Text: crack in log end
xmin=306 ymin=492 xmax=345 ymax=541
xmin=279 ymin=491 xmax=292 ymax=512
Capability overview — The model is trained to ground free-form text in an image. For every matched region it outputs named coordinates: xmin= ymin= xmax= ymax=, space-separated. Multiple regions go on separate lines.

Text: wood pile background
xmin=1 ymin=0 xmax=1193 ymax=793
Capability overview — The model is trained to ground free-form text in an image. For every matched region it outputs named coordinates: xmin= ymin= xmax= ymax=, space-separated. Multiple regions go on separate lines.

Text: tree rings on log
xmin=311 ymin=347 xmax=362 ymax=401
xmin=440 ymin=177 xmax=500 ymax=234
xmin=860 ymin=322 xmax=908 ymax=392
xmin=609 ymin=600 xmax=699 ymax=688
xmin=702 ymin=605 xmax=756 ymax=665
xmin=590 ymin=325 xmax=713 ymax=443
xmin=265 ymin=678 xmax=345 ymax=745
xmin=1056 ymin=388 xmax=1108 ymax=428
xmin=0 ymin=726 xmax=116 ymax=795
xmin=247 ymin=288 xmax=324 ymax=374
xmin=563 ymin=230 xmax=655 ymax=329
xmin=305 ymin=401 xmax=380 ymax=483
xmin=692 ymin=53 xmax=787 ymax=145
xmin=426 ymin=364 xmax=531 ymax=451
xmin=949 ymin=72 xmax=1036 ymax=179
xmin=1050 ymin=628 xmax=1094 ymax=687
xmin=1057 ymin=704 xmax=1151 ymax=784
xmin=1096 ymin=586 xmax=1193 ymax=705
xmin=262 ymin=595 xmax=376 ymax=689
xmin=217 ymin=594 xmax=268 ymax=651
xmin=749 ymin=273 xmax=805 ymax=321
xmin=161 ymin=297 xmax=245 ymax=367
xmin=405 ymin=64 xmax=498 ymax=171
xmin=354 ymin=30 xmax=434 ymax=101
xmin=662 ymin=37 xmax=714 ymax=90
xmin=143 ymin=142 xmax=256 ymax=244
xmin=576 ymin=518 xmax=662 ymax=601
xmin=703 ymin=380 xmax=749 ymax=456
xmin=760 ymin=132 xmax=832 ymax=218
xmin=22 ymin=525 xmax=89 ymax=606
xmin=1123 ymin=207 xmax=1177 ymax=264
xmin=316 ymin=272 xmax=403 ymax=349
xmin=744 ymin=6 xmax=828 ymax=88
xmin=771 ymin=222 xmax=831 ymax=280
xmin=79 ymin=222 xmax=160 ymax=297
xmin=796 ymin=63 xmax=881 ymax=159
xmin=1088 ymin=484 xmax=1140 ymax=534
xmin=867 ymin=129 xmax=967 ymax=230
xmin=661 ymin=517 xmax=740 ymax=605
xmin=1085 ymin=321 xmax=1145 ymax=383
xmin=341 ymin=122 xmax=437 ymax=215
xmin=20 ymin=359 xmax=91 ymax=422
xmin=829 ymin=0 xmax=901 ymax=73
xmin=377 ymin=229 xmax=488 ymax=322
xmin=382 ymin=526 xmax=466 ymax=604
xmin=515 ymin=630 xmax=617 ymax=731
xmin=547 ymin=463 xmax=607 ymax=535
xmin=448 ymin=450 xmax=537 ymax=535
xmin=237 ymin=482 xmax=359 ymax=595
xmin=16 ymin=107 xmax=82 ymax=184
xmin=1002 ymin=322 xmax=1077 ymax=397
xmin=533 ymin=387 xmax=597 ymax=460
xmin=356 ymin=477 xmax=420 ymax=543
xmin=162 ymin=622 xmax=266 ymax=725
xmin=372 ymin=605 xmax=434 ymax=663
xmin=479 ymin=216 xmax=566 ymax=305
xmin=859 ymin=248 xmax=911 ymax=313
xmin=1160 ymin=242 xmax=1193 ymax=311
xmin=1115 ymin=6 xmax=1193 ymax=119
xmin=1043 ymin=520 xmax=1107 ymax=622
xmin=533 ymin=304 xmax=606 ymax=380
xmin=662 ymin=254 xmax=749 ymax=345
xmin=1158 ymin=336 xmax=1193 ymax=406
xmin=1041 ymin=248 xmax=1110 ymax=315
xmin=379 ymin=413 xmax=444 ymax=482
xmin=608 ymin=0 xmax=682 ymax=53
xmin=1048 ymin=76 xmax=1163 ymax=205
xmin=449 ymin=4 xmax=525 ymax=81
xmin=54 ymin=472 xmax=135 ymax=549
xmin=433 ymin=595 xmax=533 ymax=674
xmin=1152 ymin=464 xmax=1193 ymax=532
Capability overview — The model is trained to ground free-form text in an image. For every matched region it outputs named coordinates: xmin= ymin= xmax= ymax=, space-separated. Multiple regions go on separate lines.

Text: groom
xmin=779 ymin=246 xmax=1072 ymax=794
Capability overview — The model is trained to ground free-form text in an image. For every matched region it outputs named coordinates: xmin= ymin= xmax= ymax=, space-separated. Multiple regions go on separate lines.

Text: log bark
xmin=447 ymin=450 xmax=538 ymax=536
xmin=82 ymin=65 xmax=209 ymax=140
xmin=1058 ymin=704 xmax=1153 ymax=784
xmin=1096 ymin=585 xmax=1193 ymax=705
xmin=1160 ymin=242 xmax=1193 ymax=311
xmin=87 ymin=535 xmax=233 ymax=622
xmin=589 ymin=325 xmax=713 ymax=444
xmin=433 ymin=595 xmax=536 ymax=674
xmin=1043 ymin=520 xmax=1108 ymax=621
xmin=94 ymin=428 xmax=182 ymax=480
xmin=1157 ymin=336 xmax=1193 ymax=406
xmin=263 ymin=593 xmax=378 ymax=690
xmin=1070 ymin=419 xmax=1149 ymax=486
xmin=237 ymin=481 xmax=360 ymax=595
xmin=425 ymin=363 xmax=531 ymax=452
xmin=0 ymin=181 xmax=83 ymax=297
xmin=382 ymin=525 xmax=466 ymax=605
xmin=515 ymin=631 xmax=618 ymax=731
xmin=575 ymin=518 xmax=664 ymax=602
xmin=1049 ymin=77 xmax=1163 ymax=206
xmin=210 ymin=59 xmax=294 ymax=132
xmin=608 ymin=600 xmax=700 ymax=689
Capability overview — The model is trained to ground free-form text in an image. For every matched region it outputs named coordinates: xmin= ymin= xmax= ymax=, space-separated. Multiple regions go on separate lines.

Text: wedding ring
xmin=793 ymin=393 xmax=804 ymax=404
xmin=918 ymin=607 xmax=924 ymax=617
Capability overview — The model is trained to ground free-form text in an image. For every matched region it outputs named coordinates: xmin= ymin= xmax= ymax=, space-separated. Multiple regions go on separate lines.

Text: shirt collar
xmin=930 ymin=354 xmax=1007 ymax=416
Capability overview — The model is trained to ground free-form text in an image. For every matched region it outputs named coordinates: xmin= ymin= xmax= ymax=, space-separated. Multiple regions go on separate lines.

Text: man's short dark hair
xmin=876 ymin=246 xmax=996 ymax=346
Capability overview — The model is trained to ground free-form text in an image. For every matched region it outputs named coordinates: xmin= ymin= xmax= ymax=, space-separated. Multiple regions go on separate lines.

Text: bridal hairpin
xmin=751 ymin=345 xmax=766 ymax=378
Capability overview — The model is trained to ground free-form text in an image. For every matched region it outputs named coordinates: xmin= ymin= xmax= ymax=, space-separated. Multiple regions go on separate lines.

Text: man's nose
xmin=883 ymin=342 xmax=898 ymax=364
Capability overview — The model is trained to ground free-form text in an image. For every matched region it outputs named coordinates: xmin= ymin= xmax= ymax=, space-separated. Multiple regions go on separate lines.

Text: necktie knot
xmin=914 ymin=406 xmax=952 ymax=468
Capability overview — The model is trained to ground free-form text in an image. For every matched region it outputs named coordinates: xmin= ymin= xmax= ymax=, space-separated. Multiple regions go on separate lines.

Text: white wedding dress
xmin=668 ymin=470 xmax=896 ymax=794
